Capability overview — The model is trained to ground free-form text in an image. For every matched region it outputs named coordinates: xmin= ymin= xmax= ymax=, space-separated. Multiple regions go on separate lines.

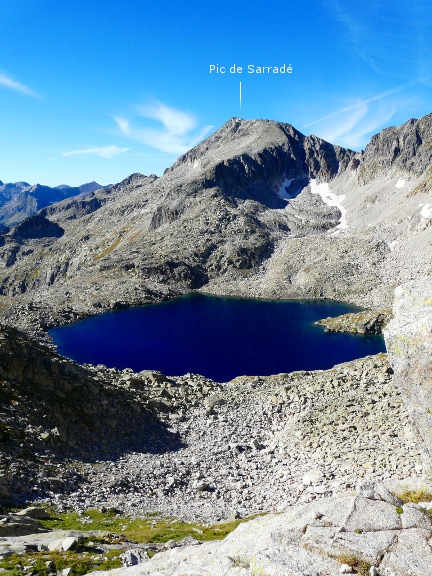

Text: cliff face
xmin=385 ymin=278 xmax=432 ymax=467
xmin=358 ymin=114 xmax=432 ymax=184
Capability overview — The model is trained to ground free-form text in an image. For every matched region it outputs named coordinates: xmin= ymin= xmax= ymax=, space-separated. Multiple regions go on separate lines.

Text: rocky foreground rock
xmin=87 ymin=482 xmax=432 ymax=576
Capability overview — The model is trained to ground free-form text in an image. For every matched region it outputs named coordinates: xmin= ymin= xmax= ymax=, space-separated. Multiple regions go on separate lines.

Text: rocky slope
xmin=0 ymin=318 xmax=426 ymax=524
xmin=0 ymin=324 xmax=179 ymax=502
xmin=0 ymin=113 xmax=431 ymax=335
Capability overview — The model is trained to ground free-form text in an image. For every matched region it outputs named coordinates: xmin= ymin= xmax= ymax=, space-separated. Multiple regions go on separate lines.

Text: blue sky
xmin=1 ymin=0 xmax=431 ymax=186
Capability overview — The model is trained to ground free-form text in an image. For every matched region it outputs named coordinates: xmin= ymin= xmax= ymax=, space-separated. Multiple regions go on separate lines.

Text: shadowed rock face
xmin=0 ymin=323 xmax=182 ymax=499
xmin=9 ymin=214 xmax=64 ymax=240
xmin=385 ymin=277 xmax=432 ymax=467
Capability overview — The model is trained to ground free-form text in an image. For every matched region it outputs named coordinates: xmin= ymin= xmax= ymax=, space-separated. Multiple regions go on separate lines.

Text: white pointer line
xmin=240 ymin=81 xmax=242 ymax=109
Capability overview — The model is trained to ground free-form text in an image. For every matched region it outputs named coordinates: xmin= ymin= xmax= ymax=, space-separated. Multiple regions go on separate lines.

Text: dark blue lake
xmin=49 ymin=294 xmax=386 ymax=382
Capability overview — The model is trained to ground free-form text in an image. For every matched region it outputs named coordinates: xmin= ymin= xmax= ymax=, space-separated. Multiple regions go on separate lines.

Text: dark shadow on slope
xmin=0 ymin=325 xmax=185 ymax=468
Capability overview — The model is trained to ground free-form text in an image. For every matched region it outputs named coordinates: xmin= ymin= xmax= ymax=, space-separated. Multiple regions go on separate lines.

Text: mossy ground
xmin=398 ymin=489 xmax=432 ymax=504
xmin=0 ymin=548 xmax=122 ymax=575
xmin=335 ymin=554 xmax=371 ymax=575
xmin=39 ymin=507 xmax=247 ymax=543
xmin=1 ymin=507 xmax=253 ymax=575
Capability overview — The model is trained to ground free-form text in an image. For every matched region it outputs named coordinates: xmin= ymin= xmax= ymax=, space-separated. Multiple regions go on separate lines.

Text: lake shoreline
xmin=49 ymin=294 xmax=385 ymax=382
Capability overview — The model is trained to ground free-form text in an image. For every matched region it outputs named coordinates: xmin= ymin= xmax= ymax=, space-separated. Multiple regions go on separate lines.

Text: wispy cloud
xmin=0 ymin=72 xmax=39 ymax=98
xmin=303 ymin=81 xmax=418 ymax=149
xmin=324 ymin=0 xmax=383 ymax=73
xmin=63 ymin=145 xmax=129 ymax=159
xmin=113 ymin=100 xmax=213 ymax=155
xmin=324 ymin=1 xmax=431 ymax=78
xmin=303 ymin=82 xmax=414 ymax=130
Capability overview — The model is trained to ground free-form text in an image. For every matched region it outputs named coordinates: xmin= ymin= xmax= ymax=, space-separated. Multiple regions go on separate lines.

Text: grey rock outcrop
xmin=0 ymin=529 xmax=84 ymax=557
xmin=0 ymin=514 xmax=48 ymax=537
xmin=9 ymin=214 xmax=64 ymax=240
xmin=317 ymin=310 xmax=392 ymax=334
xmin=88 ymin=484 xmax=432 ymax=576
xmin=121 ymin=548 xmax=150 ymax=567
xmin=385 ymin=277 xmax=432 ymax=466
xmin=15 ymin=507 xmax=52 ymax=519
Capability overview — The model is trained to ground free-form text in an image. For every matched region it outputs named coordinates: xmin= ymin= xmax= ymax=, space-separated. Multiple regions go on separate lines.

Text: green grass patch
xmin=335 ymin=554 xmax=371 ymax=575
xmin=2 ymin=507 xmax=262 ymax=575
xmin=397 ymin=489 xmax=432 ymax=504
xmin=93 ymin=237 xmax=122 ymax=261
xmin=40 ymin=507 xmax=249 ymax=544
xmin=0 ymin=548 xmax=122 ymax=575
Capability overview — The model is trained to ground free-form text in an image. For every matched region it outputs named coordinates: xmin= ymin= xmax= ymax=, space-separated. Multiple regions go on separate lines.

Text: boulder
xmin=15 ymin=507 xmax=52 ymax=520
xmin=0 ymin=514 xmax=48 ymax=537
xmin=121 ymin=548 xmax=150 ymax=567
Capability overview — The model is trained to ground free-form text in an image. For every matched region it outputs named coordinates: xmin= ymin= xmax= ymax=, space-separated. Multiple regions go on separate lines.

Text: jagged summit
xmin=359 ymin=112 xmax=432 ymax=183
xmin=165 ymin=116 xmax=354 ymax=199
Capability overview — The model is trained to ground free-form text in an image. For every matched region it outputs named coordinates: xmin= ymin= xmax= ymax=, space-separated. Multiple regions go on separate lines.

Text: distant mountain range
xmin=0 ymin=180 xmax=102 ymax=227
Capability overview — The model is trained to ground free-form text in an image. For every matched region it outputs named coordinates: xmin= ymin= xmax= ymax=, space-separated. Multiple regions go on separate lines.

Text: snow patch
xmin=278 ymin=178 xmax=293 ymax=199
xmin=395 ymin=178 xmax=405 ymax=189
xmin=309 ymin=179 xmax=348 ymax=230
xmin=421 ymin=203 xmax=432 ymax=219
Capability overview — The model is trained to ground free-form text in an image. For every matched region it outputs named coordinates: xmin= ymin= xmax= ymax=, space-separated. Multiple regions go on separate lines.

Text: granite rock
xmin=385 ymin=277 xmax=432 ymax=468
